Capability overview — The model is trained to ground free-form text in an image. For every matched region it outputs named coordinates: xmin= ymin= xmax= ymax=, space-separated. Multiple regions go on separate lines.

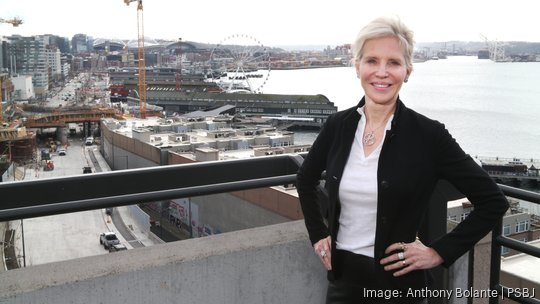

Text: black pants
xmin=325 ymin=249 xmax=426 ymax=304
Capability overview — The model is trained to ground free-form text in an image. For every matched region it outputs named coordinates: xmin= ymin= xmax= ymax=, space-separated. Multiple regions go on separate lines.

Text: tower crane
xmin=0 ymin=77 xmax=4 ymax=123
xmin=0 ymin=17 xmax=23 ymax=27
xmin=124 ymin=0 xmax=147 ymax=118
xmin=1 ymin=17 xmax=23 ymax=122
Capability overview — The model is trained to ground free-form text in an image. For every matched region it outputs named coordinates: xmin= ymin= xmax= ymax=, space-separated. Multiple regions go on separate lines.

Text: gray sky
xmin=2 ymin=0 xmax=540 ymax=47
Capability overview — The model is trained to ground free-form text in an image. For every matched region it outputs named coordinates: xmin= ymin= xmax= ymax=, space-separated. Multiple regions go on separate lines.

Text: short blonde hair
xmin=352 ymin=16 xmax=415 ymax=70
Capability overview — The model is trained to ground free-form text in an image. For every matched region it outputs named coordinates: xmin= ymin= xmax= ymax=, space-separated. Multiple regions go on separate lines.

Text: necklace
xmin=363 ymin=130 xmax=377 ymax=146
xmin=362 ymin=113 xmax=393 ymax=146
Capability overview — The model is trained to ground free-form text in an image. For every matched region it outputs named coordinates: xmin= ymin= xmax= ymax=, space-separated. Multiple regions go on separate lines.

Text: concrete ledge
xmin=0 ymin=220 xmax=327 ymax=304
xmin=0 ymin=222 xmax=7 ymax=271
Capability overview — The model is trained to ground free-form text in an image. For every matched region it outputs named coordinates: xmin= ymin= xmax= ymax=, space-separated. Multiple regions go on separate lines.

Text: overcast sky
xmin=2 ymin=0 xmax=540 ymax=48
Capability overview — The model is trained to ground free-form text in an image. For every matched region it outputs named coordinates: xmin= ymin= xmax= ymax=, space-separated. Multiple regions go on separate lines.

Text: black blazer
xmin=296 ymin=97 xmax=509 ymax=291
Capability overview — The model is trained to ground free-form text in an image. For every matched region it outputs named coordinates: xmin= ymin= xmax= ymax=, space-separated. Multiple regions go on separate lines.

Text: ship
xmin=481 ymin=159 xmax=528 ymax=174
xmin=477 ymin=157 xmax=540 ymax=181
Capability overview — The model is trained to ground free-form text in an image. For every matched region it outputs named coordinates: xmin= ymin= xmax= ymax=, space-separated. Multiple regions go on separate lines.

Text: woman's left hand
xmin=380 ymin=238 xmax=444 ymax=277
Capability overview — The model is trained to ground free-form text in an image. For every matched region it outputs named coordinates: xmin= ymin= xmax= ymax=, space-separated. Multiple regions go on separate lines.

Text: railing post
xmin=489 ymin=218 xmax=503 ymax=304
xmin=420 ymin=180 xmax=465 ymax=304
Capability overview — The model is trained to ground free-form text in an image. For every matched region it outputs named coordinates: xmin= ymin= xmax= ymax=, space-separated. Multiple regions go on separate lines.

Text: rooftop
xmin=501 ymin=239 xmax=540 ymax=283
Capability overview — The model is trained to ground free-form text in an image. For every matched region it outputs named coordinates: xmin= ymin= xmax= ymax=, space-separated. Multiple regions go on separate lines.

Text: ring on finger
xmin=402 ymin=259 xmax=407 ymax=265
xmin=400 ymin=242 xmax=406 ymax=251
xmin=320 ymin=249 xmax=327 ymax=258
xmin=397 ymin=251 xmax=405 ymax=260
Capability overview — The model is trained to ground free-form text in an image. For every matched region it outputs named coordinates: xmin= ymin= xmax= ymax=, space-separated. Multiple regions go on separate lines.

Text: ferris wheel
xmin=206 ymin=34 xmax=271 ymax=93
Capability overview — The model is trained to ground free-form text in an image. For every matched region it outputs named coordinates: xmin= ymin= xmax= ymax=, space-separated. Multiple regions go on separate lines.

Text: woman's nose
xmin=375 ymin=65 xmax=388 ymax=78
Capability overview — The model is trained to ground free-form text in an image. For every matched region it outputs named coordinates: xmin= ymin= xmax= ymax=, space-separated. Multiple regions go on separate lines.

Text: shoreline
xmin=270 ymin=65 xmax=350 ymax=70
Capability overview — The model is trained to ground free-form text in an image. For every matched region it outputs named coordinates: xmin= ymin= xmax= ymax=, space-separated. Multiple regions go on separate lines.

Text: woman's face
xmin=355 ymin=36 xmax=411 ymax=107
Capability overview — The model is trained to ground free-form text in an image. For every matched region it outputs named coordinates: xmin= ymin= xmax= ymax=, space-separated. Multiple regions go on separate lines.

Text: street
xmin=9 ymin=134 xmax=132 ymax=267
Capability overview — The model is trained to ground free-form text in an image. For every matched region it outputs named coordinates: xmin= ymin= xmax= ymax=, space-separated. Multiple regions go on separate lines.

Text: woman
xmin=296 ymin=16 xmax=509 ymax=304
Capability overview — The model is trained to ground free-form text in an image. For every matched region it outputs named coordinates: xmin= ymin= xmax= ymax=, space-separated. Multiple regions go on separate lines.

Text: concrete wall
xmin=101 ymin=132 xmax=158 ymax=170
xmin=500 ymin=269 xmax=540 ymax=304
xmin=0 ymin=221 xmax=327 ymax=304
xmin=232 ymin=187 xmax=303 ymax=220
xmin=192 ymin=193 xmax=290 ymax=234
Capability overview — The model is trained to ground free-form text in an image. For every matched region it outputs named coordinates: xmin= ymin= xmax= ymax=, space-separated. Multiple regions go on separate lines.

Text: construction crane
xmin=0 ymin=17 xmax=23 ymax=27
xmin=0 ymin=78 xmax=3 ymax=123
xmin=1 ymin=17 xmax=23 ymax=122
xmin=124 ymin=0 xmax=147 ymax=118
xmin=480 ymin=34 xmax=508 ymax=62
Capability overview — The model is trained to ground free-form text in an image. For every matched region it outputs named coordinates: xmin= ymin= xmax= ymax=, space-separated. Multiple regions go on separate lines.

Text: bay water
xmin=263 ymin=56 xmax=540 ymax=201
xmin=263 ymin=56 xmax=540 ymax=160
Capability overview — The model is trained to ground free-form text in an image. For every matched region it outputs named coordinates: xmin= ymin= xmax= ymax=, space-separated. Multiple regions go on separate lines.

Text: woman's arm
xmin=296 ymin=115 xmax=335 ymax=245
xmin=430 ymin=125 xmax=509 ymax=267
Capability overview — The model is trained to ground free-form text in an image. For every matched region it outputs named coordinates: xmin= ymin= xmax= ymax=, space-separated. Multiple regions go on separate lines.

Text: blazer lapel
xmin=333 ymin=104 xmax=361 ymax=181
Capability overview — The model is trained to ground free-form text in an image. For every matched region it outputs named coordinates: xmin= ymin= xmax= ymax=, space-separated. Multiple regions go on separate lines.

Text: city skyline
xmin=2 ymin=0 xmax=540 ymax=48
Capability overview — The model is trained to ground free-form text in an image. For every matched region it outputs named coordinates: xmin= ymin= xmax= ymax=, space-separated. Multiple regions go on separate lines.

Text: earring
xmin=404 ymin=79 xmax=408 ymax=83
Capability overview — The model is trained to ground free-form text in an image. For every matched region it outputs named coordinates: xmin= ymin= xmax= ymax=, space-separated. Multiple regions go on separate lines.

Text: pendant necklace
xmin=363 ymin=130 xmax=377 ymax=146
xmin=363 ymin=113 xmax=392 ymax=146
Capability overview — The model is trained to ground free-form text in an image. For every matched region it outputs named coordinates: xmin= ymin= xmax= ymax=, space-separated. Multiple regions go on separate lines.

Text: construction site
xmin=1 ymin=0 xmax=176 ymax=179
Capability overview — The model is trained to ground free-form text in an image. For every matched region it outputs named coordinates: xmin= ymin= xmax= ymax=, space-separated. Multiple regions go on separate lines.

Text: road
xmin=4 ymin=73 xmax=135 ymax=268
xmin=10 ymin=138 xmax=131 ymax=267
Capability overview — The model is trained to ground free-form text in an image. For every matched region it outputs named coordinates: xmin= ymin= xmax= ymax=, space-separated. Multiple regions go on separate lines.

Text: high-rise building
xmin=4 ymin=35 xmax=49 ymax=98
xmin=72 ymin=34 xmax=88 ymax=54
xmin=44 ymin=43 xmax=62 ymax=82
xmin=47 ymin=35 xmax=71 ymax=54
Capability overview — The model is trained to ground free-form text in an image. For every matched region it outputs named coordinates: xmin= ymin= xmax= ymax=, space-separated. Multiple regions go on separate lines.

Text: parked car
xmin=109 ymin=243 xmax=127 ymax=253
xmin=58 ymin=148 xmax=66 ymax=156
xmin=105 ymin=208 xmax=113 ymax=216
xmin=40 ymin=149 xmax=51 ymax=160
xmin=99 ymin=232 xmax=120 ymax=249
xmin=82 ymin=166 xmax=92 ymax=174
xmin=85 ymin=137 xmax=94 ymax=146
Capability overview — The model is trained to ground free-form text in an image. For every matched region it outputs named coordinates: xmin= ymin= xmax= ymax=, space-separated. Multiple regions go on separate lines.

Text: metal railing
xmin=490 ymin=185 xmax=540 ymax=304
xmin=0 ymin=153 xmax=304 ymax=222
xmin=1 ymin=154 xmax=539 ymax=304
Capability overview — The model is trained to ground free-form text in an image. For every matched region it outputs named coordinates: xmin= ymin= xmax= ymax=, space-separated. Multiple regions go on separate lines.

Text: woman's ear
xmin=405 ymin=68 xmax=412 ymax=82
xmin=355 ymin=62 xmax=361 ymax=79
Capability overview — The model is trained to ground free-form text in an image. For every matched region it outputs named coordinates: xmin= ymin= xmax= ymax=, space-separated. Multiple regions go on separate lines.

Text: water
xmin=263 ymin=56 xmax=540 ymax=199
xmin=262 ymin=56 xmax=540 ymax=161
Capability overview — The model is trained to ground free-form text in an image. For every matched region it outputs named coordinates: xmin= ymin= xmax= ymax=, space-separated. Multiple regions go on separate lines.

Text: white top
xmin=336 ymin=107 xmax=393 ymax=257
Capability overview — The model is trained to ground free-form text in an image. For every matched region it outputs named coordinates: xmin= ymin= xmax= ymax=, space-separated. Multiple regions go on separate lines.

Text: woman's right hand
xmin=313 ymin=236 xmax=332 ymax=270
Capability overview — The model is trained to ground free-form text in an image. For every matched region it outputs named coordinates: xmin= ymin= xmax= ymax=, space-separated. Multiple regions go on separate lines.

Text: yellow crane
xmin=0 ymin=77 xmax=3 ymax=123
xmin=124 ymin=0 xmax=147 ymax=118
xmin=1 ymin=17 xmax=23 ymax=122
xmin=0 ymin=17 xmax=23 ymax=27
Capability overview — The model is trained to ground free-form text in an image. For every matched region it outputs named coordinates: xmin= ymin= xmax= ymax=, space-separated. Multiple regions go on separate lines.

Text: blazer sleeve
xmin=429 ymin=125 xmax=509 ymax=267
xmin=296 ymin=115 xmax=334 ymax=245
